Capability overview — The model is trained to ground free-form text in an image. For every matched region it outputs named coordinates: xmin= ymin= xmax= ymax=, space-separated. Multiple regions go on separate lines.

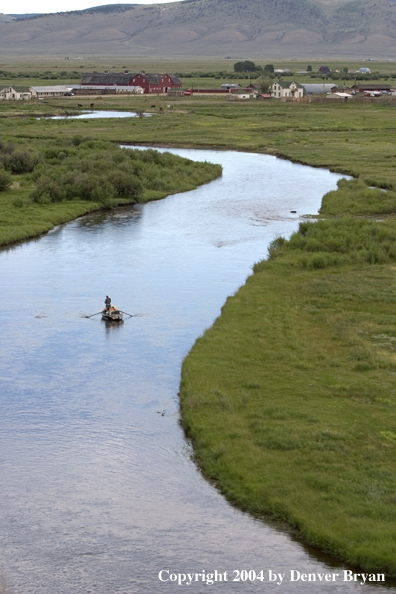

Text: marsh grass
xmin=180 ymin=264 xmax=396 ymax=574
xmin=0 ymin=138 xmax=221 ymax=246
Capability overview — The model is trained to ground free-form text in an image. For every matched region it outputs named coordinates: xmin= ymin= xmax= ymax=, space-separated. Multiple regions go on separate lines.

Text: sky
xmin=6 ymin=0 xmax=175 ymax=15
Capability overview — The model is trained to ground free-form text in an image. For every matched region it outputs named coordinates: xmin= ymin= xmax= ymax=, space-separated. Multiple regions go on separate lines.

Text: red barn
xmin=81 ymin=71 xmax=182 ymax=94
xmin=129 ymin=72 xmax=182 ymax=94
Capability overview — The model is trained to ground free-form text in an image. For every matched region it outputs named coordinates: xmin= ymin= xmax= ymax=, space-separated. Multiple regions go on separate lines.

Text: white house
xmin=271 ymin=81 xmax=304 ymax=99
xmin=0 ymin=86 xmax=31 ymax=100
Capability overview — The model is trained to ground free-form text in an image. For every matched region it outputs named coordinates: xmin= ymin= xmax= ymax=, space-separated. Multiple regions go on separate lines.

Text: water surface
xmin=46 ymin=110 xmax=151 ymax=119
xmin=0 ymin=149 xmax=391 ymax=593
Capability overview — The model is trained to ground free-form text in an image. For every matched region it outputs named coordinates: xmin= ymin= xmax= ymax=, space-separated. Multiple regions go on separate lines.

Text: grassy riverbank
xmin=0 ymin=136 xmax=221 ymax=246
xmin=180 ymin=258 xmax=396 ymax=574
xmin=179 ymin=176 xmax=396 ymax=572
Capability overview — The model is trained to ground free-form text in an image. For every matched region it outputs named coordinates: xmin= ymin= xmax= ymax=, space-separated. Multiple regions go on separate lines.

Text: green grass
xmin=180 ymin=262 xmax=396 ymax=574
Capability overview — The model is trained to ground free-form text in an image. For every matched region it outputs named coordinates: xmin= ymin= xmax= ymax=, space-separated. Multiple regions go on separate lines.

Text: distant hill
xmin=2 ymin=0 xmax=396 ymax=58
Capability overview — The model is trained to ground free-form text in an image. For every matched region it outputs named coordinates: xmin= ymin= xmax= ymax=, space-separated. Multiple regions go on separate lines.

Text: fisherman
xmin=104 ymin=295 xmax=111 ymax=311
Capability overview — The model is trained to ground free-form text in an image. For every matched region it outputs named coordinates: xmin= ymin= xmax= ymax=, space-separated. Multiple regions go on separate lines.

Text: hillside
xmin=2 ymin=0 xmax=396 ymax=57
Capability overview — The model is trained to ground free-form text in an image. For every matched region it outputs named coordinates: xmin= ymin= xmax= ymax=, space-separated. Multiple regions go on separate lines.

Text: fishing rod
xmin=85 ymin=311 xmax=103 ymax=318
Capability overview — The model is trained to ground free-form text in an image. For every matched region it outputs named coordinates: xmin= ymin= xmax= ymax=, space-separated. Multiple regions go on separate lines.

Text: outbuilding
xmin=302 ymin=83 xmax=338 ymax=95
xmin=30 ymin=86 xmax=71 ymax=97
xmin=352 ymin=83 xmax=393 ymax=93
xmin=71 ymin=85 xmax=144 ymax=95
xmin=228 ymin=89 xmax=251 ymax=100
xmin=221 ymin=83 xmax=241 ymax=90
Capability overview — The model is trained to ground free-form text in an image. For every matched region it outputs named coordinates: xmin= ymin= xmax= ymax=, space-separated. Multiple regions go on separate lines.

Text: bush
xmin=31 ymin=176 xmax=66 ymax=203
xmin=0 ymin=168 xmax=12 ymax=191
xmin=109 ymin=171 xmax=144 ymax=199
xmin=4 ymin=149 xmax=41 ymax=174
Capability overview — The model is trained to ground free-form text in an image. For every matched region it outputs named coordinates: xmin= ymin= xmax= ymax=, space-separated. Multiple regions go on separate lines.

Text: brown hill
xmin=2 ymin=0 xmax=396 ymax=58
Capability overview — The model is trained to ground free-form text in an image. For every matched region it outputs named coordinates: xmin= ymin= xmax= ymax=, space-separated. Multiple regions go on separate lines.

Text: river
xmin=0 ymin=148 xmax=391 ymax=593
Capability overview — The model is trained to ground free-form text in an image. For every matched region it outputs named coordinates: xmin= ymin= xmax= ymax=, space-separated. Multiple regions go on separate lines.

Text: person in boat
xmin=104 ymin=295 xmax=111 ymax=311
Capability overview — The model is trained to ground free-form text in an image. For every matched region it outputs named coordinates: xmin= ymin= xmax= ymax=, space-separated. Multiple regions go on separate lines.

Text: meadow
xmin=2 ymin=74 xmax=396 ymax=573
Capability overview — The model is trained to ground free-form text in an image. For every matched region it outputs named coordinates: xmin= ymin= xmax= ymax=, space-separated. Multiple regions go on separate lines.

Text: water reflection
xmin=43 ymin=111 xmax=152 ymax=120
xmin=102 ymin=318 xmax=124 ymax=333
xmin=0 ymin=148 xmax=393 ymax=594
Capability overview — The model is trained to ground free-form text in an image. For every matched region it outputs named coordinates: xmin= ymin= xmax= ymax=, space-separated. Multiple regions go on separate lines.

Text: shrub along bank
xmin=180 ymin=180 xmax=396 ymax=575
xmin=0 ymin=137 xmax=222 ymax=246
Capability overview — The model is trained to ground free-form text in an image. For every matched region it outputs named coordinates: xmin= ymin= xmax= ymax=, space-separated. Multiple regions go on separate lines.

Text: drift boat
xmin=101 ymin=306 xmax=123 ymax=321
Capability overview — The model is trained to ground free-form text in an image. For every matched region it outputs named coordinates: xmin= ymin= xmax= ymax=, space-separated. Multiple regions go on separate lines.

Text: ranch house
xmin=271 ymin=81 xmax=304 ymax=99
xmin=0 ymin=86 xmax=31 ymax=100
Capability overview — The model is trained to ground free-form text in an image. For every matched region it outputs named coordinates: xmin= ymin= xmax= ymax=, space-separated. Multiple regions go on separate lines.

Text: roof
xmin=275 ymin=81 xmax=304 ymax=89
xmin=233 ymin=89 xmax=251 ymax=94
xmin=0 ymin=85 xmax=31 ymax=93
xmin=302 ymin=83 xmax=337 ymax=94
xmin=140 ymin=73 xmax=163 ymax=84
xmin=72 ymin=85 xmax=143 ymax=91
xmin=221 ymin=83 xmax=241 ymax=89
xmin=327 ymin=92 xmax=352 ymax=98
xmin=81 ymin=73 xmax=136 ymax=85
xmin=30 ymin=86 xmax=70 ymax=92
xmin=353 ymin=83 xmax=392 ymax=90
xmin=167 ymin=74 xmax=182 ymax=86
xmin=12 ymin=85 xmax=31 ymax=92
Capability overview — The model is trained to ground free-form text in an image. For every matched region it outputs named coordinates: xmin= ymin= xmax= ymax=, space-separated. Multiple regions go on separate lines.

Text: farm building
xmin=302 ymin=83 xmax=338 ymax=95
xmin=271 ymin=81 xmax=304 ymax=99
xmin=256 ymin=94 xmax=271 ymax=100
xmin=0 ymin=86 xmax=31 ymax=100
xmin=227 ymin=89 xmax=252 ymax=100
xmin=326 ymin=92 xmax=353 ymax=101
xmin=352 ymin=83 xmax=393 ymax=93
xmin=71 ymin=85 xmax=143 ymax=95
xmin=319 ymin=66 xmax=331 ymax=74
xmin=30 ymin=86 xmax=71 ymax=97
xmin=221 ymin=83 xmax=241 ymax=90
xmin=81 ymin=71 xmax=182 ymax=94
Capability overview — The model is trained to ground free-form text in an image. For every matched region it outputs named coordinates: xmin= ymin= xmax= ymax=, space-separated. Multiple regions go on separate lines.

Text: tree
xmin=343 ymin=67 xmax=348 ymax=73
xmin=257 ymin=77 xmax=273 ymax=94
xmin=234 ymin=61 xmax=257 ymax=73
xmin=307 ymin=65 xmax=312 ymax=72
xmin=264 ymin=64 xmax=274 ymax=73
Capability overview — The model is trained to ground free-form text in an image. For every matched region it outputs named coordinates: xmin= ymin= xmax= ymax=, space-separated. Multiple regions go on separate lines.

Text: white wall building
xmin=271 ymin=81 xmax=304 ymax=99
xmin=0 ymin=86 xmax=31 ymax=100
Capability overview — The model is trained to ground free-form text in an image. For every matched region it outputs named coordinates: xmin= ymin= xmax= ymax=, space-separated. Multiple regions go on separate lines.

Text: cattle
xmin=77 ymin=104 xmax=83 ymax=107
xmin=150 ymin=104 xmax=156 ymax=108
xmin=90 ymin=103 xmax=94 ymax=108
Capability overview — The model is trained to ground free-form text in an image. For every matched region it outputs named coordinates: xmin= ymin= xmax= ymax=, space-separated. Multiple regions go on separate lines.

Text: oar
xmin=119 ymin=310 xmax=134 ymax=318
xmin=85 ymin=311 xmax=103 ymax=318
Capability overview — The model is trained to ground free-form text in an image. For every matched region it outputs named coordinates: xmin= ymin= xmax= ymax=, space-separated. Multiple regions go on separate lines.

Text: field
xmin=2 ymin=68 xmax=396 ymax=574
xmin=1 ymin=58 xmax=396 ymax=90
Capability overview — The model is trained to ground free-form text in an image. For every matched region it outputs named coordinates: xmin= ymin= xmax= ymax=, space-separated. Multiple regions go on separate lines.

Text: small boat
xmin=101 ymin=306 xmax=123 ymax=321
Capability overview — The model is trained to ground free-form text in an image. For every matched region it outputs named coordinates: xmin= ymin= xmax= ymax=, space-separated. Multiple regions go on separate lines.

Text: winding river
xmin=0 ymin=148 xmax=392 ymax=593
